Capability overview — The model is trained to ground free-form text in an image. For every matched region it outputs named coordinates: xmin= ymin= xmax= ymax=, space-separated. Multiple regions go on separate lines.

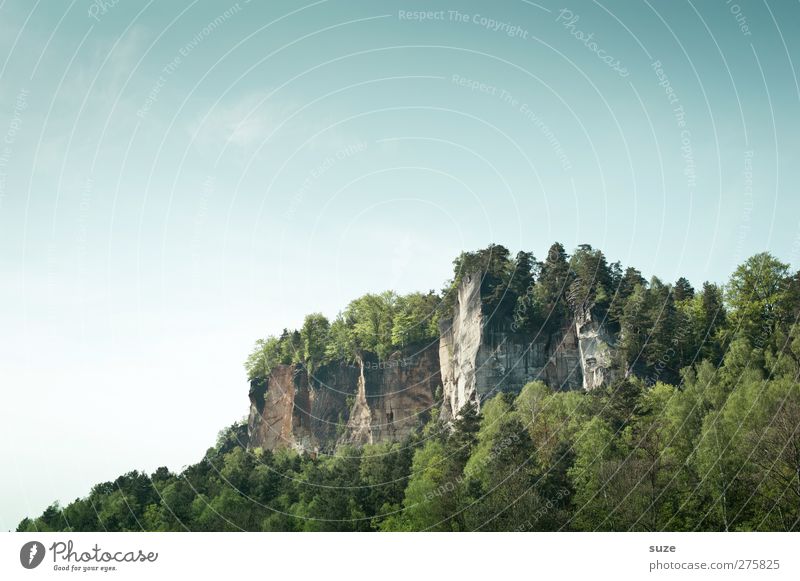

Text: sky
xmin=0 ymin=0 xmax=799 ymax=530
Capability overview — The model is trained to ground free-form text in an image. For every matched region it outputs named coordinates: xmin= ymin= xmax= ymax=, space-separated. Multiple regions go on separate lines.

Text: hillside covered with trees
xmin=18 ymin=244 xmax=800 ymax=532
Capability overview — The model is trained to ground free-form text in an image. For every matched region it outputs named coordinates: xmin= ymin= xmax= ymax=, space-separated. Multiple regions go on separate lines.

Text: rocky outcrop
xmin=438 ymin=274 xmax=617 ymax=420
xmin=575 ymin=310 xmax=617 ymax=390
xmin=247 ymin=365 xmax=306 ymax=452
xmin=340 ymin=346 xmax=441 ymax=447
xmin=438 ymin=273 xmax=483 ymax=423
xmin=247 ymin=343 xmax=440 ymax=453
xmin=248 ymin=273 xmax=618 ymax=451
xmin=439 ymin=274 xmax=580 ymax=421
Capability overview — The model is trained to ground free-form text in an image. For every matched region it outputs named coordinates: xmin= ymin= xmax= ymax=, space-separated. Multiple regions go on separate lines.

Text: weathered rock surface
xmin=340 ymin=346 xmax=441 ymax=447
xmin=438 ymin=273 xmax=597 ymax=421
xmin=575 ymin=310 xmax=617 ymax=390
xmin=248 ymin=343 xmax=440 ymax=453
xmin=248 ymin=273 xmax=618 ymax=451
xmin=438 ymin=273 xmax=483 ymax=423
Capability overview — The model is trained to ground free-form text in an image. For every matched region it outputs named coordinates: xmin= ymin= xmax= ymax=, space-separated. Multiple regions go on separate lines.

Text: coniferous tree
xmin=534 ymin=242 xmax=573 ymax=333
xmin=567 ymin=244 xmax=612 ymax=320
xmin=509 ymin=251 xmax=538 ymax=332
xmin=673 ymin=277 xmax=695 ymax=302
xmin=608 ymin=266 xmax=647 ymax=330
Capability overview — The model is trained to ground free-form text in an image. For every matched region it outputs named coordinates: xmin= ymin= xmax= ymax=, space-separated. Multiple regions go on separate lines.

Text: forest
xmin=17 ymin=244 xmax=800 ymax=532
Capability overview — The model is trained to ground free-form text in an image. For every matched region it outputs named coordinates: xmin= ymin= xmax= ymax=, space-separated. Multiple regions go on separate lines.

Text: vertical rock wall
xmin=575 ymin=310 xmax=618 ymax=390
xmin=438 ymin=274 xmax=617 ymax=421
xmin=248 ymin=343 xmax=440 ymax=453
xmin=438 ymin=273 xmax=483 ymax=423
xmin=247 ymin=365 xmax=309 ymax=452
xmin=340 ymin=346 xmax=441 ymax=447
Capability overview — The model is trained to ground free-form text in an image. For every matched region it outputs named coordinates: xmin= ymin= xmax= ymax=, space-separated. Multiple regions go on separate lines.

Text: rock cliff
xmin=248 ymin=344 xmax=440 ymax=453
xmin=437 ymin=273 xmax=617 ymax=421
xmin=247 ymin=273 xmax=617 ymax=452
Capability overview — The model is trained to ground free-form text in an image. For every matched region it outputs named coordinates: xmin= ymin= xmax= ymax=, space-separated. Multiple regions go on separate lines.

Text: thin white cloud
xmin=188 ymin=93 xmax=275 ymax=155
xmin=187 ymin=92 xmax=365 ymax=160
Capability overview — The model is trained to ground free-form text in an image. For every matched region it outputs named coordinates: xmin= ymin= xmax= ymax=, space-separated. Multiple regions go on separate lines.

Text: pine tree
xmin=608 ymin=266 xmax=646 ymax=330
xmin=534 ymin=242 xmax=573 ymax=333
xmin=567 ymin=244 xmax=612 ymax=319
xmin=673 ymin=277 xmax=695 ymax=302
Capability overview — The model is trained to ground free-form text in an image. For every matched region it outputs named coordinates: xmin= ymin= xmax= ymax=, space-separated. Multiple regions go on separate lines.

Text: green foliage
xmin=325 ymin=314 xmax=355 ymax=361
xmin=247 ymin=290 xmax=440 ymax=377
xmin=607 ymin=266 xmax=646 ymax=329
xmin=386 ymin=439 xmax=453 ymax=531
xmin=461 ymin=396 xmax=544 ymax=530
xmin=673 ymin=276 xmax=695 ymax=302
xmin=567 ymin=244 xmax=612 ymax=319
xmin=391 ymin=292 xmax=440 ymax=347
xmin=346 ymin=291 xmax=398 ymax=359
xmin=509 ymin=251 xmax=540 ymax=332
xmin=300 ymin=313 xmax=330 ymax=372
xmin=726 ymin=252 xmax=793 ymax=345
xmin=244 ymin=337 xmax=282 ymax=381
xmin=617 ymin=276 xmax=703 ymax=385
xmin=533 ymin=242 xmax=574 ymax=333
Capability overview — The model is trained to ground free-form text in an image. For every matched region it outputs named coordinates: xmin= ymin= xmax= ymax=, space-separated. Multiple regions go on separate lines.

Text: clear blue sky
xmin=1 ymin=0 xmax=798 ymax=529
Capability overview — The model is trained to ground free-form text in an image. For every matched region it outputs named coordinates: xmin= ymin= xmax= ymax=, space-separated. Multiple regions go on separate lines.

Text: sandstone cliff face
xmin=247 ymin=365 xmax=305 ymax=452
xmin=438 ymin=274 xmax=617 ymax=420
xmin=247 ymin=343 xmax=440 ymax=453
xmin=438 ymin=273 xmax=483 ymax=423
xmin=340 ymin=346 xmax=441 ymax=447
xmin=248 ymin=274 xmax=618 ymax=451
xmin=575 ymin=310 xmax=617 ymax=390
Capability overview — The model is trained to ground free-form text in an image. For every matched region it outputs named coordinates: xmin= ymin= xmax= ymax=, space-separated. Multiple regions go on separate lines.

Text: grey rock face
xmin=438 ymin=274 xmax=617 ymax=420
xmin=438 ymin=273 xmax=483 ymax=423
xmin=575 ymin=310 xmax=618 ymax=390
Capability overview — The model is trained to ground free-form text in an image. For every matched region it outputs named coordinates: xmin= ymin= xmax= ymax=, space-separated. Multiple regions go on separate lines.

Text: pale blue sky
xmin=1 ymin=0 xmax=798 ymax=529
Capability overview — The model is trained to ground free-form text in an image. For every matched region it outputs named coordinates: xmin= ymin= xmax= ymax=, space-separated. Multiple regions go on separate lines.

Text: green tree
xmin=278 ymin=329 xmax=303 ymax=365
xmin=292 ymin=449 xmax=369 ymax=531
xmin=673 ymin=277 xmax=695 ymax=302
xmin=391 ymin=292 xmax=440 ymax=347
xmin=608 ymin=266 xmax=646 ymax=331
xmin=462 ymin=398 xmax=542 ymax=531
xmin=619 ymin=383 xmax=678 ymax=531
xmin=245 ymin=337 xmax=282 ymax=380
xmin=300 ymin=313 xmax=330 ymax=372
xmin=619 ymin=284 xmax=649 ymax=376
xmin=644 ymin=278 xmax=681 ymax=385
xmin=692 ymin=282 xmax=727 ymax=363
xmin=346 ymin=291 xmax=398 ymax=359
xmin=567 ymin=416 xmax=621 ymax=530
xmin=325 ymin=314 xmax=356 ymax=361
xmin=534 ymin=242 xmax=573 ymax=333
xmin=726 ymin=252 xmax=791 ymax=345
xmin=567 ymin=244 xmax=612 ymax=319
xmin=359 ymin=441 xmax=414 ymax=528
xmin=385 ymin=439 xmax=454 ymax=531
